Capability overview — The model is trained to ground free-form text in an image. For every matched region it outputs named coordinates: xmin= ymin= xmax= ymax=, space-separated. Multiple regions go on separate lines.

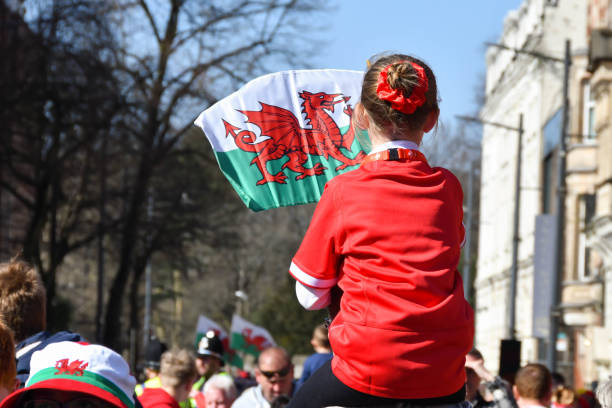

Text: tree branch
xmin=138 ymin=0 xmax=161 ymax=43
xmin=0 ymin=180 xmax=35 ymax=209
xmin=157 ymin=38 xmax=266 ymax=137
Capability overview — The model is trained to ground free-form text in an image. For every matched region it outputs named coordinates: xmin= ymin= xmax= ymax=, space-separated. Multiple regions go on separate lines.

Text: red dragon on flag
xmin=223 ymin=91 xmax=366 ymax=185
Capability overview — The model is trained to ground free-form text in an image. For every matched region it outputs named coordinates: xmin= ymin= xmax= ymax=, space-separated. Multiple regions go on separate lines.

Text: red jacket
xmin=290 ymin=152 xmax=474 ymax=399
xmin=138 ymin=388 xmax=180 ymax=408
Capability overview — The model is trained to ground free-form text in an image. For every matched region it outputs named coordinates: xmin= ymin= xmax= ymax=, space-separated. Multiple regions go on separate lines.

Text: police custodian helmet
xmin=196 ymin=330 xmax=224 ymax=361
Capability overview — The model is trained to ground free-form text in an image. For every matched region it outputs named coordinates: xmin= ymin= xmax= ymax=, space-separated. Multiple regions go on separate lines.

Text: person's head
xmin=0 ymin=260 xmax=46 ymax=343
xmin=513 ymin=363 xmax=552 ymax=406
xmin=465 ymin=348 xmax=484 ymax=401
xmin=310 ymin=324 xmax=330 ymax=351
xmin=552 ymin=385 xmax=576 ymax=408
xmin=355 ymin=53 xmax=439 ymax=146
xmin=552 ymin=372 xmax=566 ymax=389
xmin=0 ymin=321 xmax=18 ymax=402
xmin=596 ymin=378 xmax=612 ymax=408
xmin=254 ymin=347 xmax=293 ymax=403
xmin=159 ymin=348 xmax=197 ymax=403
xmin=467 ymin=348 xmax=484 ymax=361
xmin=143 ymin=337 xmax=168 ymax=379
xmin=202 ymin=374 xmax=237 ymax=408
xmin=195 ymin=331 xmax=224 ymax=378
xmin=0 ymin=341 xmax=136 ymax=408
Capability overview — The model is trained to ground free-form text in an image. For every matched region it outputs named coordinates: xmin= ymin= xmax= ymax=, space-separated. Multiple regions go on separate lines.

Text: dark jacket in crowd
xmin=16 ymin=330 xmax=84 ymax=387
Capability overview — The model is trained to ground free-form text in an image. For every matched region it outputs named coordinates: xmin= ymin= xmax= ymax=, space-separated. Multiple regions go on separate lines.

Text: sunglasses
xmin=258 ymin=365 xmax=291 ymax=379
xmin=23 ymin=398 xmax=111 ymax=408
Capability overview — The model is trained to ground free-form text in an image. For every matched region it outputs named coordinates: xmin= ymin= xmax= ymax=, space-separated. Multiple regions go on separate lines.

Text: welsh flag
xmin=194 ymin=315 xmax=243 ymax=368
xmin=194 ymin=69 xmax=369 ymax=211
xmin=230 ymin=314 xmax=276 ymax=358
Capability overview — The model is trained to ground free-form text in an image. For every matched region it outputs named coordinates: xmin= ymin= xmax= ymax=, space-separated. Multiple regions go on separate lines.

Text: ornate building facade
xmin=585 ymin=0 xmax=612 ymax=383
xmin=474 ymin=0 xmax=611 ymax=386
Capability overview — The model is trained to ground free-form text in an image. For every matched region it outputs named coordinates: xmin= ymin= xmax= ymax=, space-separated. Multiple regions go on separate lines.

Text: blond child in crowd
xmin=138 ymin=349 xmax=197 ymax=408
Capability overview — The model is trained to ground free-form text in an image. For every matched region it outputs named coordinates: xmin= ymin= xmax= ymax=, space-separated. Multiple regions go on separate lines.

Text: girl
xmin=287 ymin=54 xmax=474 ymax=407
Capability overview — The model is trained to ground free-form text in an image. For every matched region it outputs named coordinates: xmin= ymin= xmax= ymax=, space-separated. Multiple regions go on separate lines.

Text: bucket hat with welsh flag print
xmin=0 ymin=341 xmax=136 ymax=408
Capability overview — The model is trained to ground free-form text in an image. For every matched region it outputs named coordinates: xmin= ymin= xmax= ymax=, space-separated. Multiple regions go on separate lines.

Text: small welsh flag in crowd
xmin=194 ymin=315 xmax=243 ymax=368
xmin=194 ymin=69 xmax=369 ymax=211
xmin=230 ymin=314 xmax=276 ymax=358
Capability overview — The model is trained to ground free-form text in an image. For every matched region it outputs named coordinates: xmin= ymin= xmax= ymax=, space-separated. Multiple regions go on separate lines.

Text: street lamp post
xmin=462 ymin=160 xmax=475 ymax=302
xmin=509 ymin=114 xmax=524 ymax=340
xmin=456 ymin=114 xmax=524 ymax=340
xmin=548 ymin=39 xmax=571 ymax=373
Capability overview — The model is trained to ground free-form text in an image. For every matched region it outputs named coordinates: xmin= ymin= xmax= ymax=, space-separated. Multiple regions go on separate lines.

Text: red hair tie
xmin=376 ymin=61 xmax=429 ymax=114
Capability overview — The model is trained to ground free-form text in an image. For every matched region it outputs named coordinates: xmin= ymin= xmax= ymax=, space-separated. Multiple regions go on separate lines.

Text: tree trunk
xmin=128 ymin=260 xmax=146 ymax=364
xmin=102 ymin=163 xmax=150 ymax=350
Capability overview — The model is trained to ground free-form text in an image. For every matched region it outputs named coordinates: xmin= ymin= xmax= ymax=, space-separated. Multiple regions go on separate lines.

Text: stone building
xmin=474 ymin=0 xmax=606 ymax=385
xmin=584 ymin=0 xmax=612 ymax=383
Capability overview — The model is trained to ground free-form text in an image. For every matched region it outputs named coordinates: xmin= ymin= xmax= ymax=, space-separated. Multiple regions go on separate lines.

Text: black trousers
xmin=287 ymin=360 xmax=466 ymax=408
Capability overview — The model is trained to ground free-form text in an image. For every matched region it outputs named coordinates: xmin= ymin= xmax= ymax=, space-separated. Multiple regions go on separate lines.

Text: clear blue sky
xmin=310 ymin=1 xmax=525 ymax=129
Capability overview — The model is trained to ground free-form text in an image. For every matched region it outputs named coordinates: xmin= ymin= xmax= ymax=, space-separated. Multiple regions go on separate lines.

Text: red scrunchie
xmin=376 ymin=61 xmax=429 ymax=114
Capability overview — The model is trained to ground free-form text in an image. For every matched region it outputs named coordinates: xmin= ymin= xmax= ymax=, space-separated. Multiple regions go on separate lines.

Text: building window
xmin=542 ymin=151 xmax=556 ymax=214
xmin=542 ymin=109 xmax=561 ymax=214
xmin=582 ymin=81 xmax=596 ymax=142
xmin=577 ymin=194 xmax=596 ymax=280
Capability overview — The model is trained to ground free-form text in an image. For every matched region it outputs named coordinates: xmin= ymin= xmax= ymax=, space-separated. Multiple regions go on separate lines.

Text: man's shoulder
xmin=304 ymin=352 xmax=332 ymax=368
xmin=232 ymin=385 xmax=268 ymax=408
xmin=17 ymin=330 xmax=84 ymax=358
xmin=234 ymin=385 xmax=261 ymax=400
xmin=472 ymin=393 xmax=497 ymax=408
xmin=305 ymin=352 xmax=332 ymax=363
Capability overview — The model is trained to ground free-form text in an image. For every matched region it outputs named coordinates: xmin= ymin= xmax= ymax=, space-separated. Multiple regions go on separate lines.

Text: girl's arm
xmin=289 ymin=183 xmax=341 ymax=307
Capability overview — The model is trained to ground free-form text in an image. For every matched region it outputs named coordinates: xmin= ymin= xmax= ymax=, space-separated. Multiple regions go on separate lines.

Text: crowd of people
xmin=1 ymin=258 xmax=611 ymax=408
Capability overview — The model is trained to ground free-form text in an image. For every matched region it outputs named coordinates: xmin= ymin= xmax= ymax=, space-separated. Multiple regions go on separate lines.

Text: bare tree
xmin=101 ymin=0 xmax=330 ymax=350
xmin=0 ymin=1 xmax=124 ymax=328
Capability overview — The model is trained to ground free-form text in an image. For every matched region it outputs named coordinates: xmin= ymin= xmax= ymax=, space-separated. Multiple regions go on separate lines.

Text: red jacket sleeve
xmin=289 ymin=183 xmax=341 ymax=289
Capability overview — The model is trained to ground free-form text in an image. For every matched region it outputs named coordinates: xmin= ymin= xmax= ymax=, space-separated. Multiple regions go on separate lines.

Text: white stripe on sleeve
xmin=289 ymin=262 xmax=338 ymax=288
xmin=295 ymin=281 xmax=331 ymax=310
